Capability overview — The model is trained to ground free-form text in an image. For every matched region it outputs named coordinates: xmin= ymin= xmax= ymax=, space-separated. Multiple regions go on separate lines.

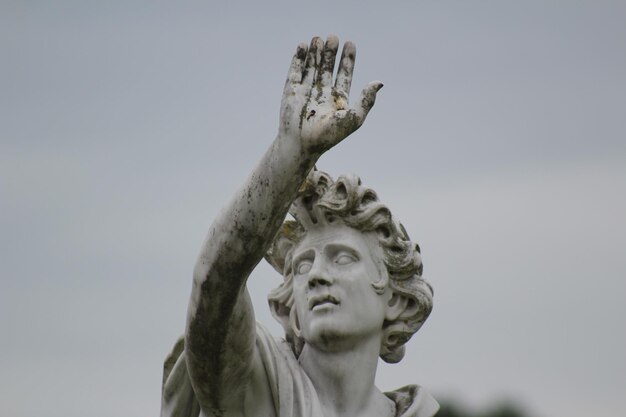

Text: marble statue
xmin=161 ymin=35 xmax=438 ymax=417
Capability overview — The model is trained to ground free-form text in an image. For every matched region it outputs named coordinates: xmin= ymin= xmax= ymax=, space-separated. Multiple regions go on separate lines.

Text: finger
xmin=334 ymin=41 xmax=356 ymax=96
xmin=286 ymin=43 xmax=308 ymax=85
xmin=302 ymin=37 xmax=323 ymax=87
xmin=317 ymin=35 xmax=339 ymax=87
xmin=351 ymin=81 xmax=384 ymax=123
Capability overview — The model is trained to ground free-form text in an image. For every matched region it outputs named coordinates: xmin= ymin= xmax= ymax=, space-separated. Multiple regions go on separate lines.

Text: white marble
xmin=160 ymin=36 xmax=437 ymax=417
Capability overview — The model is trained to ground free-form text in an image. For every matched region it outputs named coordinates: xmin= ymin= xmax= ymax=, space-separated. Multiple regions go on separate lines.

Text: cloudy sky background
xmin=2 ymin=1 xmax=625 ymax=417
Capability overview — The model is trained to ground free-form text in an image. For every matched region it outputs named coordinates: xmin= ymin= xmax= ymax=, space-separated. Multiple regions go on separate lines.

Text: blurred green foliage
xmin=437 ymin=400 xmax=529 ymax=417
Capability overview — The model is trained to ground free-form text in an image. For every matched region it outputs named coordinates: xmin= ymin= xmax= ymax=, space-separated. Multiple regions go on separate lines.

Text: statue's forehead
xmin=294 ymin=224 xmax=379 ymax=255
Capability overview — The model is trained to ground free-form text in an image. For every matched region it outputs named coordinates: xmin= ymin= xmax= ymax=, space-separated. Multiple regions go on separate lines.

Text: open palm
xmin=279 ymin=35 xmax=383 ymax=154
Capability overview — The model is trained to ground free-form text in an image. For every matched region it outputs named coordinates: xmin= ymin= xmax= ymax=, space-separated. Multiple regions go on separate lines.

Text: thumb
xmin=353 ymin=81 xmax=384 ymax=123
xmin=330 ymin=81 xmax=383 ymax=143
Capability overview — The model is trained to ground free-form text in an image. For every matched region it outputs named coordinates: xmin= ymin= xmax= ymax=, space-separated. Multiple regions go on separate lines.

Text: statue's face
xmin=291 ymin=223 xmax=392 ymax=351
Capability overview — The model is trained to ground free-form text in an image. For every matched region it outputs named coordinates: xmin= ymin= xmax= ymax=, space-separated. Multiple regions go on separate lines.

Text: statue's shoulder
xmin=384 ymin=384 xmax=440 ymax=417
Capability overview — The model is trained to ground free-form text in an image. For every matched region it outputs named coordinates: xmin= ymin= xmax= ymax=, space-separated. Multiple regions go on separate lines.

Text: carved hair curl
xmin=265 ymin=170 xmax=433 ymax=363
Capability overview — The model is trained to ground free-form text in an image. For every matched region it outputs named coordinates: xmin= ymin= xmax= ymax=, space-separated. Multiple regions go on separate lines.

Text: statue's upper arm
xmin=185 ymin=279 xmax=272 ymax=415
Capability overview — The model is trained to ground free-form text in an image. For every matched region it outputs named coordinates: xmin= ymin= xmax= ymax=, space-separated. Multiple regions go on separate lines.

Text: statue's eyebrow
xmin=292 ymin=248 xmax=315 ymax=268
xmin=323 ymin=243 xmax=361 ymax=260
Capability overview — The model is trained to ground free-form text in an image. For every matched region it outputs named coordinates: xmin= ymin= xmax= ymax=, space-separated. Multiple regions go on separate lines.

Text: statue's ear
xmin=385 ymin=292 xmax=418 ymax=322
xmin=264 ymin=221 xmax=299 ymax=274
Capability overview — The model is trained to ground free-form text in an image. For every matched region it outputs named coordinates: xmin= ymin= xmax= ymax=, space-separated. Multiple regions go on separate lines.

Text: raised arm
xmin=184 ymin=35 xmax=382 ymax=415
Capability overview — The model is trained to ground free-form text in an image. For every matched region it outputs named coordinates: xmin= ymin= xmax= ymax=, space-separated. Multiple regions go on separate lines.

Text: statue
xmin=160 ymin=35 xmax=438 ymax=417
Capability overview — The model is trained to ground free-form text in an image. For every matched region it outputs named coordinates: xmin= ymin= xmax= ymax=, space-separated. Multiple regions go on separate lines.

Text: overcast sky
xmin=2 ymin=1 xmax=625 ymax=417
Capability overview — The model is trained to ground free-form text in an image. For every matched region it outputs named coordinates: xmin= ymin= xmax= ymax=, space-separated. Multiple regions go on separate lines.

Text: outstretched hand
xmin=279 ymin=35 xmax=383 ymax=155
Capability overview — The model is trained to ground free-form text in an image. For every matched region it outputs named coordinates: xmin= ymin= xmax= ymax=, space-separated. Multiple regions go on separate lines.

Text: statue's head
xmin=266 ymin=170 xmax=433 ymax=363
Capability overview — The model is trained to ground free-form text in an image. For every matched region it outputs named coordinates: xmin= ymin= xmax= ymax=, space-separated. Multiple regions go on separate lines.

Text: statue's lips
xmin=308 ymin=294 xmax=340 ymax=310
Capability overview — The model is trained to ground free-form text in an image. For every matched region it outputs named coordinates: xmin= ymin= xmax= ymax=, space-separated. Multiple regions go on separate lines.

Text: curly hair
xmin=265 ymin=169 xmax=433 ymax=363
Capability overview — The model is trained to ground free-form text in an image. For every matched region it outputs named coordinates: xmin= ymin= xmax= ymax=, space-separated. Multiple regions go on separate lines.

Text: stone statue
xmin=160 ymin=35 xmax=438 ymax=417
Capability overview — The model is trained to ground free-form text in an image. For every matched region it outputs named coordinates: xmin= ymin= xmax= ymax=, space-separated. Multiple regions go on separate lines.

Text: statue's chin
xmin=301 ymin=320 xmax=347 ymax=350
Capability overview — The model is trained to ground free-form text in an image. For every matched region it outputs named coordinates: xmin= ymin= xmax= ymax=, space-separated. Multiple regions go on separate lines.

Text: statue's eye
xmin=335 ymin=253 xmax=356 ymax=265
xmin=296 ymin=261 xmax=312 ymax=275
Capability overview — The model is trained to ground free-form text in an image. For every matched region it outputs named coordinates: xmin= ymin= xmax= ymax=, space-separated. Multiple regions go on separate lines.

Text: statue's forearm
xmin=192 ymin=133 xmax=315 ymax=295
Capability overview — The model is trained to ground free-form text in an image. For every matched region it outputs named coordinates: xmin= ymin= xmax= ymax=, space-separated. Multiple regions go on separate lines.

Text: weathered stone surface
xmin=161 ymin=35 xmax=437 ymax=417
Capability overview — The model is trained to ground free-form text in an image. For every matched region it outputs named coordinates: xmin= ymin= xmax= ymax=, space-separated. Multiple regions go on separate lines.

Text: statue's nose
xmin=307 ymin=259 xmax=333 ymax=289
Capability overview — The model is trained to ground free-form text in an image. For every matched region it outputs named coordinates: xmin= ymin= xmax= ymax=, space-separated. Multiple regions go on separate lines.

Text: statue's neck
xmin=298 ymin=336 xmax=394 ymax=417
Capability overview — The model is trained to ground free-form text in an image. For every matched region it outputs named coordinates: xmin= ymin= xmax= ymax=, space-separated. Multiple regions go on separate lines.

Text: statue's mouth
xmin=308 ymin=294 xmax=340 ymax=310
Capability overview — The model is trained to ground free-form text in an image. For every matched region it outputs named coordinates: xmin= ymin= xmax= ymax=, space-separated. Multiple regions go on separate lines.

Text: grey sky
xmin=2 ymin=1 xmax=625 ymax=417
